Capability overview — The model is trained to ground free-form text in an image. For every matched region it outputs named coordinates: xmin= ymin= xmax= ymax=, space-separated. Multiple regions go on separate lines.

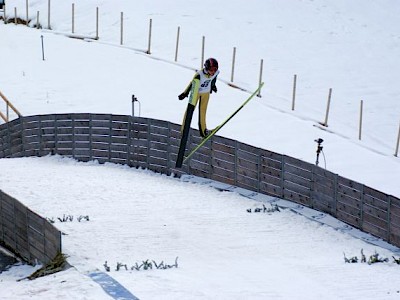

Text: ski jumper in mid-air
xmin=178 ymin=58 xmax=219 ymax=138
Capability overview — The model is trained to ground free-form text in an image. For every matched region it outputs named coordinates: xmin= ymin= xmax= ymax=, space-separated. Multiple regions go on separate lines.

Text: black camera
xmin=314 ymin=138 xmax=324 ymax=144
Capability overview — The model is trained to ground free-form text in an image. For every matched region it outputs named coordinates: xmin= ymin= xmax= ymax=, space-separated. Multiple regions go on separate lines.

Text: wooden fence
xmin=0 ymin=189 xmax=61 ymax=265
xmin=0 ymin=113 xmax=399 ymax=249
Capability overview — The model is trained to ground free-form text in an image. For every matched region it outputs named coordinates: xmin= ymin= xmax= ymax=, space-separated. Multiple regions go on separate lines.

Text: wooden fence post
xmin=321 ymin=88 xmax=332 ymax=127
xmin=257 ymin=59 xmax=263 ymax=97
xmin=292 ymin=74 xmax=297 ymax=111
xmin=26 ymin=0 xmax=29 ymax=25
xmin=71 ymin=3 xmax=75 ymax=33
xmin=175 ymin=26 xmax=180 ymax=62
xmin=120 ymin=12 xmax=123 ymax=45
xmin=359 ymin=100 xmax=363 ymax=140
xmin=36 ymin=11 xmax=39 ymax=29
xmin=395 ymin=120 xmax=400 ymax=157
xmin=47 ymin=0 xmax=51 ymax=29
xmin=147 ymin=18 xmax=152 ymax=54
xmin=231 ymin=47 xmax=236 ymax=82
xmin=201 ymin=36 xmax=205 ymax=69
xmin=3 ymin=4 xmax=6 ymax=24
xmin=95 ymin=7 xmax=99 ymax=40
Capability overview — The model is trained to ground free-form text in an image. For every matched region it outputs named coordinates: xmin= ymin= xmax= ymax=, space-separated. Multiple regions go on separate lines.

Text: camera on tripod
xmin=314 ymin=138 xmax=324 ymax=144
xmin=314 ymin=138 xmax=324 ymax=166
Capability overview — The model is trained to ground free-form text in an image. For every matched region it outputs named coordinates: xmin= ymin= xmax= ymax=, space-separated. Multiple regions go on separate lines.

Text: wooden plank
xmin=56 ymin=127 xmax=73 ymax=135
xmin=362 ymin=220 xmax=387 ymax=240
xmin=44 ymin=222 xmax=61 ymax=251
xmin=337 ymin=201 xmax=361 ymax=219
xmin=3 ymin=227 xmax=17 ymax=248
xmin=259 ymin=181 xmax=282 ymax=198
xmin=148 ymin=134 xmax=169 ymax=145
xmin=190 ymin=151 xmax=212 ymax=165
xmin=284 ymin=172 xmax=311 ymax=189
xmin=110 ymin=143 xmax=128 ymax=153
xmin=237 ymin=141 xmax=258 ymax=154
xmin=284 ymin=164 xmax=312 ymax=181
xmin=337 ymin=192 xmax=362 ymax=209
xmin=313 ymin=171 xmax=336 ymax=190
xmin=260 ymin=164 xmax=282 ymax=180
xmin=213 ymin=164 xmax=235 ymax=181
xmin=362 ymin=210 xmax=387 ymax=231
xmin=91 ymin=128 xmax=110 ymax=136
xmin=56 ymin=141 xmax=73 ymax=149
xmin=213 ymin=157 xmax=234 ymax=173
xmin=285 ymin=155 xmax=313 ymax=171
xmin=363 ymin=202 xmax=387 ymax=222
xmin=363 ymin=187 xmax=389 ymax=211
xmin=337 ymin=184 xmax=362 ymax=201
xmin=236 ymin=173 xmax=258 ymax=192
xmin=213 ymin=142 xmax=235 ymax=155
xmin=15 ymin=236 xmax=30 ymax=262
xmin=337 ymin=176 xmax=363 ymax=192
xmin=237 ymin=165 xmax=257 ymax=180
xmin=149 ymin=127 xmax=169 ymax=138
xmin=28 ymin=211 xmax=45 ymax=233
xmin=211 ymin=173 xmax=235 ymax=186
xmin=337 ymin=210 xmax=359 ymax=228
xmin=213 ymin=150 xmax=234 ymax=163
xmin=149 ymin=148 xmax=168 ymax=160
xmin=260 ymin=172 xmax=282 ymax=188
xmin=284 ymin=180 xmax=311 ymax=198
xmin=110 ymin=152 xmax=128 ymax=161
xmin=237 ymin=152 xmax=258 ymax=168
xmin=28 ymin=243 xmax=46 ymax=264
xmin=312 ymin=197 xmax=334 ymax=215
xmin=148 ymin=156 xmax=167 ymax=167
xmin=92 ymin=149 xmax=109 ymax=158
xmin=189 ymin=159 xmax=212 ymax=174
xmin=213 ymin=135 xmax=236 ymax=148
xmin=283 ymin=189 xmax=310 ymax=206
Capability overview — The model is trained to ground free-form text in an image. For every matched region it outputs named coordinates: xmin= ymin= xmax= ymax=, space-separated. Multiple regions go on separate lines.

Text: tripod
xmin=315 ymin=138 xmax=324 ymax=166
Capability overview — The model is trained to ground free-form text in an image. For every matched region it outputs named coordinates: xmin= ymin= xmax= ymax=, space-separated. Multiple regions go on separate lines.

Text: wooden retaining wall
xmin=0 ymin=113 xmax=399 ymax=250
xmin=0 ymin=190 xmax=61 ymax=265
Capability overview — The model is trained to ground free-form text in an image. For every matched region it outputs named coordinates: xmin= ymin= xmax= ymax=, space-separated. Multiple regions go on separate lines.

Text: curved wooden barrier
xmin=0 ymin=113 xmax=399 ymax=250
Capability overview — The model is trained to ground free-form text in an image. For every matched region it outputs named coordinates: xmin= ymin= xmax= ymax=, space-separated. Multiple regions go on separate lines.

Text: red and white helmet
xmin=204 ymin=58 xmax=219 ymax=74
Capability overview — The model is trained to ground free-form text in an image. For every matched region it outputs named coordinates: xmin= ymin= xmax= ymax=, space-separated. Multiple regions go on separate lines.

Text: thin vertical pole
xmin=36 ymin=11 xmax=39 ymax=29
xmin=41 ymin=35 xmax=45 ymax=61
xmin=47 ymin=0 xmax=50 ymax=29
xmin=231 ymin=47 xmax=236 ymax=83
xmin=257 ymin=59 xmax=263 ymax=97
xmin=359 ymin=100 xmax=363 ymax=140
xmin=71 ymin=3 xmax=75 ymax=33
xmin=292 ymin=74 xmax=297 ymax=111
xmin=174 ymin=26 xmax=180 ymax=62
xmin=95 ymin=7 xmax=99 ymax=40
xmin=395 ymin=120 xmax=400 ymax=157
xmin=201 ymin=36 xmax=205 ymax=69
xmin=120 ymin=12 xmax=123 ymax=45
xmin=14 ymin=7 xmax=17 ymax=25
xmin=147 ymin=18 xmax=152 ymax=54
xmin=3 ymin=4 xmax=6 ymax=24
xmin=26 ymin=0 xmax=29 ymax=25
xmin=322 ymin=88 xmax=332 ymax=127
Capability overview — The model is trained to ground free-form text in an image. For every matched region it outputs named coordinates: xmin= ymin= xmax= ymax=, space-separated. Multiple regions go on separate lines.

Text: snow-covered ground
xmin=0 ymin=0 xmax=400 ymax=299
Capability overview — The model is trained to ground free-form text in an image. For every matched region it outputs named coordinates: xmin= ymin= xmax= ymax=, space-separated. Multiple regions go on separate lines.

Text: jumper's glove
xmin=178 ymin=92 xmax=188 ymax=100
xmin=211 ymin=85 xmax=217 ymax=94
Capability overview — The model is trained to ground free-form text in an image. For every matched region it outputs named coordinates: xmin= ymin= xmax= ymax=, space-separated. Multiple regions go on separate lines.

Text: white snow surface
xmin=0 ymin=0 xmax=400 ymax=299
